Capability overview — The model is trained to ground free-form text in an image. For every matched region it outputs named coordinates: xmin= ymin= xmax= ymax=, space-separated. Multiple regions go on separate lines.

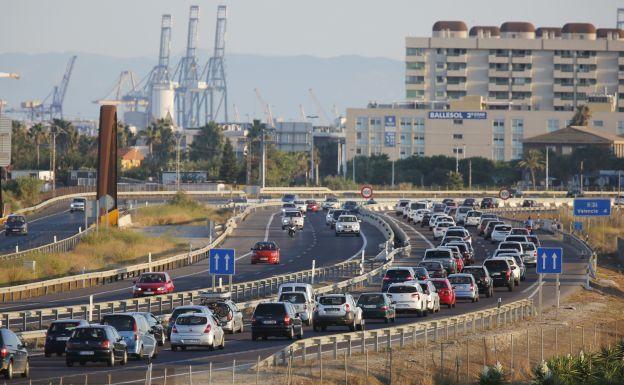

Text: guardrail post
xmin=315 ymin=339 xmax=322 ymax=360
xmin=360 ymin=332 xmax=366 ymax=354
xmin=345 ymin=335 xmax=352 ymax=357
xmin=299 ymin=342 xmax=306 ymax=363
xmin=121 ymin=302 xmax=127 ymax=312
xmin=433 ymin=322 xmax=438 ymax=342
xmin=372 ymin=331 xmax=379 ymax=352
xmin=385 ymin=330 xmax=392 ymax=350
xmin=37 ymin=311 xmax=42 ymax=330
xmin=21 ymin=313 xmax=26 ymax=331
xmin=398 ymin=328 xmax=405 ymax=349
xmin=331 ymin=337 xmax=338 ymax=359
xmin=96 ymin=305 xmax=102 ymax=322
xmin=3 ymin=314 xmax=9 ymax=329
xmin=146 ymin=298 xmax=152 ymax=313
xmin=109 ymin=303 xmax=115 ymax=315
xmin=69 ymin=308 xmax=74 ymax=319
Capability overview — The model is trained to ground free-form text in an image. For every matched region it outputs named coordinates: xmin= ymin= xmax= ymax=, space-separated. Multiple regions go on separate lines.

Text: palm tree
xmin=569 ymin=105 xmax=591 ymax=127
xmin=142 ymin=123 xmax=161 ymax=155
xmin=518 ymin=149 xmax=545 ymax=188
xmin=28 ymin=124 xmax=48 ymax=169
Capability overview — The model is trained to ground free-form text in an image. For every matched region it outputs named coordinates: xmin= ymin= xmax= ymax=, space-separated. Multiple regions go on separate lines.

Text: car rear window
xmin=279 ymin=293 xmax=306 ymax=304
xmin=385 ymin=269 xmax=412 ymax=279
xmin=139 ymin=273 xmax=166 ymax=283
xmin=500 ymin=243 xmax=521 ymax=251
xmin=419 ymin=262 xmax=442 ymax=270
xmin=484 ymin=260 xmax=509 ymax=272
xmin=254 ymin=304 xmax=286 ymax=316
xmin=449 ymin=276 xmax=472 ymax=284
xmin=49 ymin=322 xmax=82 ymax=333
xmin=254 ymin=242 xmax=277 ymax=250
xmin=388 ymin=285 xmax=417 ymax=294
xmin=424 ymin=250 xmax=451 ymax=259
xmin=72 ymin=328 xmax=106 ymax=341
xmin=176 ymin=316 xmax=207 ymax=325
xmin=522 ymin=243 xmax=536 ymax=251
xmin=494 ymin=225 xmax=511 ymax=232
xmin=102 ymin=315 xmax=135 ymax=331
xmin=445 ymin=230 xmax=465 ymax=237
xmin=463 ymin=268 xmax=485 ymax=278
xmin=319 ymin=296 xmax=346 ymax=305
xmin=449 ymin=243 xmax=467 ymax=253
xmin=431 ymin=281 xmax=450 ymax=290
xmin=285 ymin=211 xmax=301 ymax=217
xmin=332 ymin=210 xmax=345 ymax=219
xmin=467 ymin=211 xmax=481 ymax=217
xmin=357 ymin=294 xmax=384 ymax=305
xmin=170 ymin=308 xmax=201 ymax=320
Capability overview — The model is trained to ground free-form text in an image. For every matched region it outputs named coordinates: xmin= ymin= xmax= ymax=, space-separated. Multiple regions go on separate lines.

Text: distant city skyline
xmin=1 ymin=0 xmax=621 ymax=60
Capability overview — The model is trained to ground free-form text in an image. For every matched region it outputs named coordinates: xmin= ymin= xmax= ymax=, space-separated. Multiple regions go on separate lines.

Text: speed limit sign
xmin=499 ymin=188 xmax=511 ymax=200
xmin=360 ymin=185 xmax=373 ymax=199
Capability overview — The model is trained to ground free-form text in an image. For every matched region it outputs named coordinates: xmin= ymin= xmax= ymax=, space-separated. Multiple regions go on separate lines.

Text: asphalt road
xmin=12 ymin=208 xmax=587 ymax=385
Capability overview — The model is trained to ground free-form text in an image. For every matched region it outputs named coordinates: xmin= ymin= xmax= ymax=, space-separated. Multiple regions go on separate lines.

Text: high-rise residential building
xmin=345 ymin=21 xmax=624 ymax=161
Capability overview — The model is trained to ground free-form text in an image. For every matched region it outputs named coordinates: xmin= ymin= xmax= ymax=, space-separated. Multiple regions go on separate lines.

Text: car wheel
xmin=447 ymin=303 xmax=452 ymax=309
xmin=508 ymin=283 xmax=513 ymax=292
xmin=107 ymin=351 xmax=115 ymax=367
xmin=313 ymin=325 xmax=319 ymax=332
xmin=45 ymin=351 xmax=51 ymax=358
xmin=471 ymin=297 xmax=476 ymax=303
xmin=391 ymin=316 xmax=396 ymax=323
xmin=21 ymin=360 xmax=29 ymax=378
xmin=66 ymin=359 xmax=73 ymax=368
xmin=297 ymin=328 xmax=304 ymax=339
xmin=121 ymin=349 xmax=128 ymax=365
xmin=515 ymin=279 xmax=519 ymax=286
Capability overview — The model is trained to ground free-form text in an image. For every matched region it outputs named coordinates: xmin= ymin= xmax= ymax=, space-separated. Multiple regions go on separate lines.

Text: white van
xmin=277 ymin=283 xmax=314 ymax=302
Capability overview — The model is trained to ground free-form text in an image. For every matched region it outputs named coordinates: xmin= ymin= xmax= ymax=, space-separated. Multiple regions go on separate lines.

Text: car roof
xmin=448 ymin=273 xmax=473 ymax=278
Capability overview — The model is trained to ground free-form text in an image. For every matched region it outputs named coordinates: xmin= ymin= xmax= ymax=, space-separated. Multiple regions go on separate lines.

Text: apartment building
xmin=345 ymin=21 xmax=624 ymax=161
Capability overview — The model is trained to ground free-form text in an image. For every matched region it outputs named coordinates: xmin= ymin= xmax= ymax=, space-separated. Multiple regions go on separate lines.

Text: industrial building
xmin=345 ymin=21 xmax=624 ymax=161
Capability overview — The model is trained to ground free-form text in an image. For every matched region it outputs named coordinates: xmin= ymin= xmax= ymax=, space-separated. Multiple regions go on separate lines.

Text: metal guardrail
xmin=0 ymin=226 xmax=95 ymax=262
xmin=260 ymin=298 xmax=534 ymax=367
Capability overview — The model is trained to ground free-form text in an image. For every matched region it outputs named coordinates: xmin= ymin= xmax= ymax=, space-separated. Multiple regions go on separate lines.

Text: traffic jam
xmin=0 ymin=195 xmax=541 ymax=380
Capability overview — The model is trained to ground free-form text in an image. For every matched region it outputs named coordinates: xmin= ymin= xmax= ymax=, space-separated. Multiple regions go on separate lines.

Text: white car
xmin=395 ymin=200 xmax=410 ymax=215
xmin=464 ymin=210 xmax=482 ymax=226
xmin=454 ymin=206 xmax=472 ymax=224
xmin=325 ymin=209 xmax=336 ymax=226
xmin=448 ymin=274 xmax=480 ymax=302
xmin=278 ymin=291 xmax=314 ymax=325
xmin=322 ymin=197 xmax=340 ymax=210
xmin=491 ymin=224 xmax=512 ymax=243
xmin=488 ymin=256 xmax=521 ymax=286
xmin=170 ymin=312 xmax=225 ymax=351
xmin=407 ymin=202 xmax=428 ymax=222
xmin=430 ymin=215 xmax=455 ymax=231
xmin=386 ymin=281 xmax=427 ymax=316
xmin=293 ymin=200 xmax=307 ymax=213
xmin=433 ymin=221 xmax=454 ymax=240
xmin=444 ymin=227 xmax=472 ymax=245
xmin=496 ymin=241 xmax=523 ymax=255
xmin=70 ymin=197 xmax=87 ymax=213
xmin=282 ymin=203 xmax=297 ymax=213
xmin=418 ymin=280 xmax=440 ymax=313
xmin=282 ymin=210 xmax=304 ymax=229
xmin=335 ymin=215 xmax=361 ymax=236
xmin=410 ymin=209 xmax=430 ymax=224
xmin=520 ymin=242 xmax=538 ymax=265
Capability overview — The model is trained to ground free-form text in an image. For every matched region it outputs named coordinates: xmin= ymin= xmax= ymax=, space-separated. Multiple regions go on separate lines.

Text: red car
xmin=430 ymin=278 xmax=456 ymax=308
xmin=305 ymin=200 xmax=320 ymax=213
xmin=251 ymin=241 xmax=280 ymax=264
xmin=132 ymin=272 xmax=175 ymax=297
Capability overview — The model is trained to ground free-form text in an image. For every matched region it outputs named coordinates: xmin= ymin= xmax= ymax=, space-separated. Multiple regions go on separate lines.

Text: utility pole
xmin=455 ymin=147 xmax=459 ymax=173
xmin=51 ymin=129 xmax=57 ymax=195
xmin=545 ymin=147 xmax=549 ymax=191
xmin=468 ymin=159 xmax=472 ymax=190
xmin=391 ymin=160 xmax=395 ymax=187
xmin=260 ymin=128 xmax=266 ymax=189
xmin=580 ymin=160 xmax=584 ymax=193
xmin=175 ymin=132 xmax=182 ymax=191
xmin=618 ymin=171 xmax=621 ymax=212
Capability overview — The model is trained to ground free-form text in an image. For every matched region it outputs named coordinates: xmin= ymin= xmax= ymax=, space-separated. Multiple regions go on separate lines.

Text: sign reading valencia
xmin=428 ymin=111 xmax=487 ymax=120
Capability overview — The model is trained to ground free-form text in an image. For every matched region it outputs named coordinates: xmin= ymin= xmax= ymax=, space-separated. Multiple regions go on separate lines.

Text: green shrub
xmin=479 ymin=362 xmax=507 ymax=385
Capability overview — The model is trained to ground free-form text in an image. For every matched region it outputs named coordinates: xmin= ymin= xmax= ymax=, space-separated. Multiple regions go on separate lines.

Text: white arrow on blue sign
xmin=209 ymin=248 xmax=236 ymax=275
xmin=536 ymin=247 xmax=563 ymax=274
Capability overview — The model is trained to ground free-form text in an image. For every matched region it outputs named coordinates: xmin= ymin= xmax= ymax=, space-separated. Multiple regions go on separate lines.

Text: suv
xmin=252 ymin=302 xmax=303 ymax=340
xmin=70 ymin=197 xmax=87 ymax=213
xmin=462 ymin=266 xmax=494 ymax=298
xmin=279 ymin=291 xmax=314 ymax=325
xmin=335 ymin=215 xmax=361 ymax=236
xmin=483 ymin=258 xmax=514 ymax=291
xmin=381 ymin=267 xmax=416 ymax=292
xmin=281 ymin=194 xmax=298 ymax=203
xmin=395 ymin=200 xmax=410 ymax=215
xmin=281 ymin=210 xmax=304 ymax=230
xmin=199 ymin=292 xmax=244 ymax=334
xmin=329 ymin=209 xmax=346 ymax=229
xmin=480 ymin=197 xmax=498 ymax=209
xmin=5 ymin=215 xmax=28 ymax=236
xmin=322 ymin=197 xmax=340 ymax=210
xmin=423 ymin=248 xmax=457 ymax=274
xmin=65 ymin=326 xmax=127 ymax=368
xmin=313 ymin=294 xmax=364 ymax=332
xmin=101 ymin=313 xmax=157 ymax=359
xmin=0 ymin=328 xmax=29 ymax=379
xmin=464 ymin=210 xmax=482 ymax=226
xmin=387 ymin=282 xmax=427 ymax=316
xmin=45 ymin=319 xmax=89 ymax=357
xmin=356 ymin=293 xmax=396 ymax=323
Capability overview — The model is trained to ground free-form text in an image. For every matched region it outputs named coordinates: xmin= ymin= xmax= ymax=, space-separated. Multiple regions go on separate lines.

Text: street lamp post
xmin=175 ymin=132 xmax=182 ymax=192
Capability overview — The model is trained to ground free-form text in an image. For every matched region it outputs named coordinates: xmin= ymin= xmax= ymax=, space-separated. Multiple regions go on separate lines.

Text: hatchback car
xmin=251 ymin=241 xmax=280 ymax=264
xmin=417 ymin=261 xmax=447 ymax=278
xmin=200 ymin=293 xmax=244 ymax=334
xmin=464 ymin=210 xmax=482 ymax=226
xmin=45 ymin=319 xmax=89 ymax=356
xmin=0 ymin=328 xmax=29 ymax=379
xmin=133 ymin=312 xmax=166 ymax=346
xmin=413 ymin=267 xmax=430 ymax=281
xmin=252 ymin=302 xmax=304 ymax=340
xmin=305 ymin=200 xmax=320 ymax=212
xmin=166 ymin=305 xmax=212 ymax=339
xmin=279 ymin=291 xmax=313 ymax=325
xmin=313 ymin=294 xmax=364 ymax=331
xmin=483 ymin=258 xmax=514 ymax=292
xmin=170 ymin=313 xmax=225 ymax=351
xmin=101 ymin=313 xmax=157 ymax=359
xmin=5 ymin=215 xmax=28 ymax=236
xmin=65 ymin=326 xmax=127 ymax=367
xmin=418 ymin=281 xmax=441 ymax=313
xmin=491 ymin=224 xmax=512 ymax=243
xmin=462 ymin=266 xmax=494 ymax=298
xmin=381 ymin=267 xmax=416 ymax=292
xmin=429 ymin=278 xmax=456 ymax=308
xmin=132 ymin=272 xmax=174 ymax=297
xmin=448 ymin=274 xmax=479 ymax=302
xmin=386 ymin=282 xmax=427 ymax=316
xmin=356 ymin=293 xmax=396 ymax=323
xmin=322 ymin=197 xmax=340 ymax=210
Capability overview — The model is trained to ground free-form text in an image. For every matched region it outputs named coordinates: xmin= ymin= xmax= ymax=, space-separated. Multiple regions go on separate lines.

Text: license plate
xmin=144 ymin=291 xmax=153 ymax=295
xmin=363 ymin=305 xmax=376 ymax=309
xmin=57 ymin=337 xmax=70 ymax=341
xmin=260 ymin=257 xmax=267 ymax=260
xmin=79 ymin=351 xmax=94 ymax=356
xmin=491 ymin=273 xmax=500 ymax=277
xmin=183 ymin=339 xmax=199 ymax=343
xmin=325 ymin=308 xmax=340 ymax=312
xmin=263 ymin=320 xmax=277 ymax=324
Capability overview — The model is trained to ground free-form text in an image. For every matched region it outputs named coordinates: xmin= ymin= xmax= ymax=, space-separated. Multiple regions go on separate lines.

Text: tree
xmin=117 ymin=122 xmax=136 ymax=149
xmin=569 ymin=105 xmax=591 ymax=127
xmin=219 ymin=138 xmax=238 ymax=183
xmin=445 ymin=171 xmax=464 ymax=189
xmin=518 ymin=149 xmax=545 ymax=188
xmin=189 ymin=122 xmax=224 ymax=176
xmin=28 ymin=123 xmax=48 ymax=169
xmin=142 ymin=123 xmax=161 ymax=155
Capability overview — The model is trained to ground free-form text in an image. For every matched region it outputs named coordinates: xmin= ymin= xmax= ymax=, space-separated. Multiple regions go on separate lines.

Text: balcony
xmin=446 ymin=68 xmax=467 ymax=77
xmin=406 ymin=83 xmax=426 ymax=90
xmin=406 ymin=68 xmax=428 ymax=77
xmin=553 ymin=84 xmax=574 ymax=93
xmin=446 ymin=83 xmax=467 ymax=91
xmin=577 ymin=56 xmax=597 ymax=65
xmin=511 ymin=83 xmax=532 ymax=92
xmin=554 ymin=56 xmax=574 ymax=65
xmin=576 ymin=84 xmax=597 ymax=94
xmin=446 ymin=54 xmax=468 ymax=63
xmin=511 ymin=69 xmax=533 ymax=78
xmin=554 ymin=70 xmax=574 ymax=79
xmin=511 ymin=55 xmax=532 ymax=64
xmin=488 ymin=83 xmax=509 ymax=92
xmin=619 ymin=57 xmax=624 ymax=66
xmin=488 ymin=54 xmax=509 ymax=64
xmin=553 ymin=97 xmax=574 ymax=108
xmin=488 ymin=69 xmax=510 ymax=77
xmin=576 ymin=71 xmax=596 ymax=80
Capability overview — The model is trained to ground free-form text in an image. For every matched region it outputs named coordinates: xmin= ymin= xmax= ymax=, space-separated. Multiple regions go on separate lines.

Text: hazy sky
xmin=1 ymin=0 xmax=620 ymax=60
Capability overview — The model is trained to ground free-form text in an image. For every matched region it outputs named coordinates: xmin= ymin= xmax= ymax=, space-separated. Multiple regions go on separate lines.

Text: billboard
xmin=428 ymin=111 xmax=487 ymax=120
xmin=384 ymin=116 xmax=397 ymax=131
xmin=384 ymin=132 xmax=396 ymax=147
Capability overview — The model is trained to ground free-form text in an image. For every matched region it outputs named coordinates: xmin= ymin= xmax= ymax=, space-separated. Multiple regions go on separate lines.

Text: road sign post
xmin=209 ymin=248 xmax=236 ymax=292
xmin=536 ymin=247 xmax=563 ymax=316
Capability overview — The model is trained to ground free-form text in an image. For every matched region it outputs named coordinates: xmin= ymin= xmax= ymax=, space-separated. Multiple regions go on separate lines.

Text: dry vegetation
xmin=0 ymin=228 xmax=184 ymax=286
xmin=134 ymin=192 xmax=231 ymax=226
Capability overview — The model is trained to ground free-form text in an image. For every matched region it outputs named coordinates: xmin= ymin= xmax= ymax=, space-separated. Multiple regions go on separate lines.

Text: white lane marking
xmin=264 ymin=212 xmax=277 ymax=241
xmin=347 ymin=229 xmax=368 ymax=261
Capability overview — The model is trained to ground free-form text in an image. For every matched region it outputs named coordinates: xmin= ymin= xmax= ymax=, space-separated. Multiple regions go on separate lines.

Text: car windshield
xmin=49 ymin=322 xmax=81 ymax=333
xmin=319 ymin=296 xmax=346 ymax=305
xmin=72 ymin=328 xmax=106 ymax=341
xmin=254 ymin=242 xmax=277 ymax=250
xmin=414 ymin=267 xmax=428 ymax=276
xmin=254 ymin=304 xmax=286 ymax=316
xmin=72 ymin=199 xmax=85 ymax=204
xmin=445 ymin=230 xmax=465 ymax=237
xmin=283 ymin=204 xmax=295 ymax=209
xmin=339 ymin=216 xmax=356 ymax=222
xmin=522 ymin=243 xmax=536 ymax=251
xmin=139 ymin=273 xmax=166 ymax=283
xmin=419 ymin=262 xmax=442 ymax=271
xmin=357 ymin=294 xmax=385 ymax=305
xmin=284 ymin=211 xmax=301 ymax=217
xmin=279 ymin=292 xmax=306 ymax=304
xmin=484 ymin=260 xmax=509 ymax=272
xmin=327 ymin=198 xmax=338 ymax=202
xmin=388 ymin=285 xmax=417 ymax=294
xmin=283 ymin=195 xmax=296 ymax=201
xmin=425 ymin=250 xmax=451 ymax=259
xmin=449 ymin=276 xmax=472 ymax=284
xmin=176 ymin=316 xmax=207 ymax=325
xmin=494 ymin=225 xmax=511 ymax=232
xmin=431 ymin=281 xmax=450 ymax=290
xmin=385 ymin=269 xmax=412 ymax=279
xmin=206 ymin=302 xmax=231 ymax=318
xmin=467 ymin=211 xmax=481 ymax=217
xmin=102 ymin=315 xmax=134 ymax=331
xmin=7 ymin=216 xmax=25 ymax=224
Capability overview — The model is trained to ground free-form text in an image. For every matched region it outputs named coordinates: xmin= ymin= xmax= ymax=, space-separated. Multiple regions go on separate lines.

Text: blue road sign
xmin=536 ymin=247 xmax=563 ymax=274
xmin=209 ymin=248 xmax=235 ymax=275
xmin=573 ymin=198 xmax=611 ymax=217
xmin=573 ymin=221 xmax=583 ymax=231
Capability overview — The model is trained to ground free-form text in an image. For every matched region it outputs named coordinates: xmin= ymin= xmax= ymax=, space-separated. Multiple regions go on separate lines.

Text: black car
xmin=342 ymin=201 xmax=358 ymax=213
xmin=462 ymin=266 xmax=494 ymax=298
xmin=462 ymin=198 xmax=477 ymax=208
xmin=421 ymin=213 xmax=432 ymax=228
xmin=0 ymin=328 xmax=29 ymax=379
xmin=65 ymin=326 xmax=128 ymax=367
xmin=480 ymin=198 xmax=498 ymax=209
xmin=5 ymin=215 xmax=28 ymax=236
xmin=45 ymin=319 xmax=89 ymax=356
xmin=381 ymin=268 xmax=415 ymax=292
xmin=413 ymin=267 xmax=430 ymax=281
xmin=566 ymin=190 xmax=584 ymax=198
xmin=356 ymin=293 xmax=396 ymax=323
xmin=133 ymin=312 xmax=165 ymax=346
xmin=442 ymin=198 xmax=455 ymax=206
xmin=251 ymin=302 xmax=303 ymax=340
xmin=417 ymin=261 xmax=447 ymax=278
xmin=483 ymin=259 xmax=514 ymax=292
xmin=330 ymin=209 xmax=346 ymax=229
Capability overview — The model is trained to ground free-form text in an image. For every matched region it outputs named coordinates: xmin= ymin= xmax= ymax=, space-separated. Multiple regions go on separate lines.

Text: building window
xmin=452 ymin=147 xmax=464 ymax=154
xmin=436 ymin=62 xmax=445 ymax=70
xmin=547 ymin=119 xmax=559 ymax=133
xmin=356 ymin=117 xmax=368 ymax=131
xmin=356 ymin=148 xmax=362 ymax=155
xmin=453 ymin=119 xmax=463 ymax=125
xmin=618 ymin=121 xmax=624 ymax=135
xmin=492 ymin=119 xmax=505 ymax=161
xmin=414 ymin=118 xmax=425 ymax=144
xmin=453 ymin=134 xmax=463 ymax=140
xmin=593 ymin=120 xmax=603 ymax=127
xmin=406 ymin=90 xmax=424 ymax=99
xmin=370 ymin=118 xmax=382 ymax=130
xmin=406 ymin=47 xmax=424 ymax=56
xmin=511 ymin=118 xmax=524 ymax=160
xmin=400 ymin=117 xmax=412 ymax=130
xmin=406 ymin=61 xmax=425 ymax=70
xmin=436 ymin=91 xmax=446 ymax=98
xmin=406 ymin=75 xmax=424 ymax=84
xmin=414 ymin=146 xmax=425 ymax=157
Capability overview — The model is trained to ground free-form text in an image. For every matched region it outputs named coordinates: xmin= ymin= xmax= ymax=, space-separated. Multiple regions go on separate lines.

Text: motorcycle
xmin=287 ymin=224 xmax=297 ymax=238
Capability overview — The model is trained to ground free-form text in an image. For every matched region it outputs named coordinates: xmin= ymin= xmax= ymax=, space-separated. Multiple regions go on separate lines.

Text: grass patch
xmin=134 ymin=191 xmax=231 ymax=226
xmin=0 ymin=228 xmax=185 ymax=286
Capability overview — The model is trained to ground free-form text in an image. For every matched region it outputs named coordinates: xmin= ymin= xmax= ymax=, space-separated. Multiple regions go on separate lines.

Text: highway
xmin=10 ymin=206 xmax=587 ymax=385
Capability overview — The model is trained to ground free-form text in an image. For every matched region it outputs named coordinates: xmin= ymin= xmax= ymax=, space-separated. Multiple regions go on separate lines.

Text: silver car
xmin=101 ymin=313 xmax=157 ymax=359
xmin=170 ymin=313 xmax=225 ymax=351
xmin=448 ymin=274 xmax=479 ymax=302
xmin=279 ymin=291 xmax=313 ymax=325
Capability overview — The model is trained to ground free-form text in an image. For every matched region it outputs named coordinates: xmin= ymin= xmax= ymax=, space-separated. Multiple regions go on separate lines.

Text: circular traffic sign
xmin=499 ymin=188 xmax=511 ymax=200
xmin=360 ymin=185 xmax=373 ymax=199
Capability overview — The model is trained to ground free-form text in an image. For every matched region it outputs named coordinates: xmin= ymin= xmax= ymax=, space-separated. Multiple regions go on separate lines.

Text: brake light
xmin=345 ymin=303 xmax=351 ymax=313
xmin=284 ymin=315 xmax=291 ymax=326
xmin=101 ymin=340 xmax=110 ymax=349
xmin=380 ymin=306 xmax=388 ymax=311
xmin=227 ymin=312 xmax=233 ymax=321
xmin=470 ymin=284 xmax=474 ymax=291
xmin=505 ymin=270 xmax=511 ymax=279
xmin=383 ymin=276 xmax=391 ymax=281
xmin=411 ymin=293 xmax=420 ymax=299
xmin=204 ymin=324 xmax=211 ymax=334
xmin=251 ymin=317 xmax=256 ymax=326
xmin=0 ymin=347 xmax=7 ymax=358
xmin=133 ymin=321 xmax=139 ymax=340
xmin=406 ymin=275 xmax=414 ymax=281
xmin=172 ymin=326 xmax=178 ymax=334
